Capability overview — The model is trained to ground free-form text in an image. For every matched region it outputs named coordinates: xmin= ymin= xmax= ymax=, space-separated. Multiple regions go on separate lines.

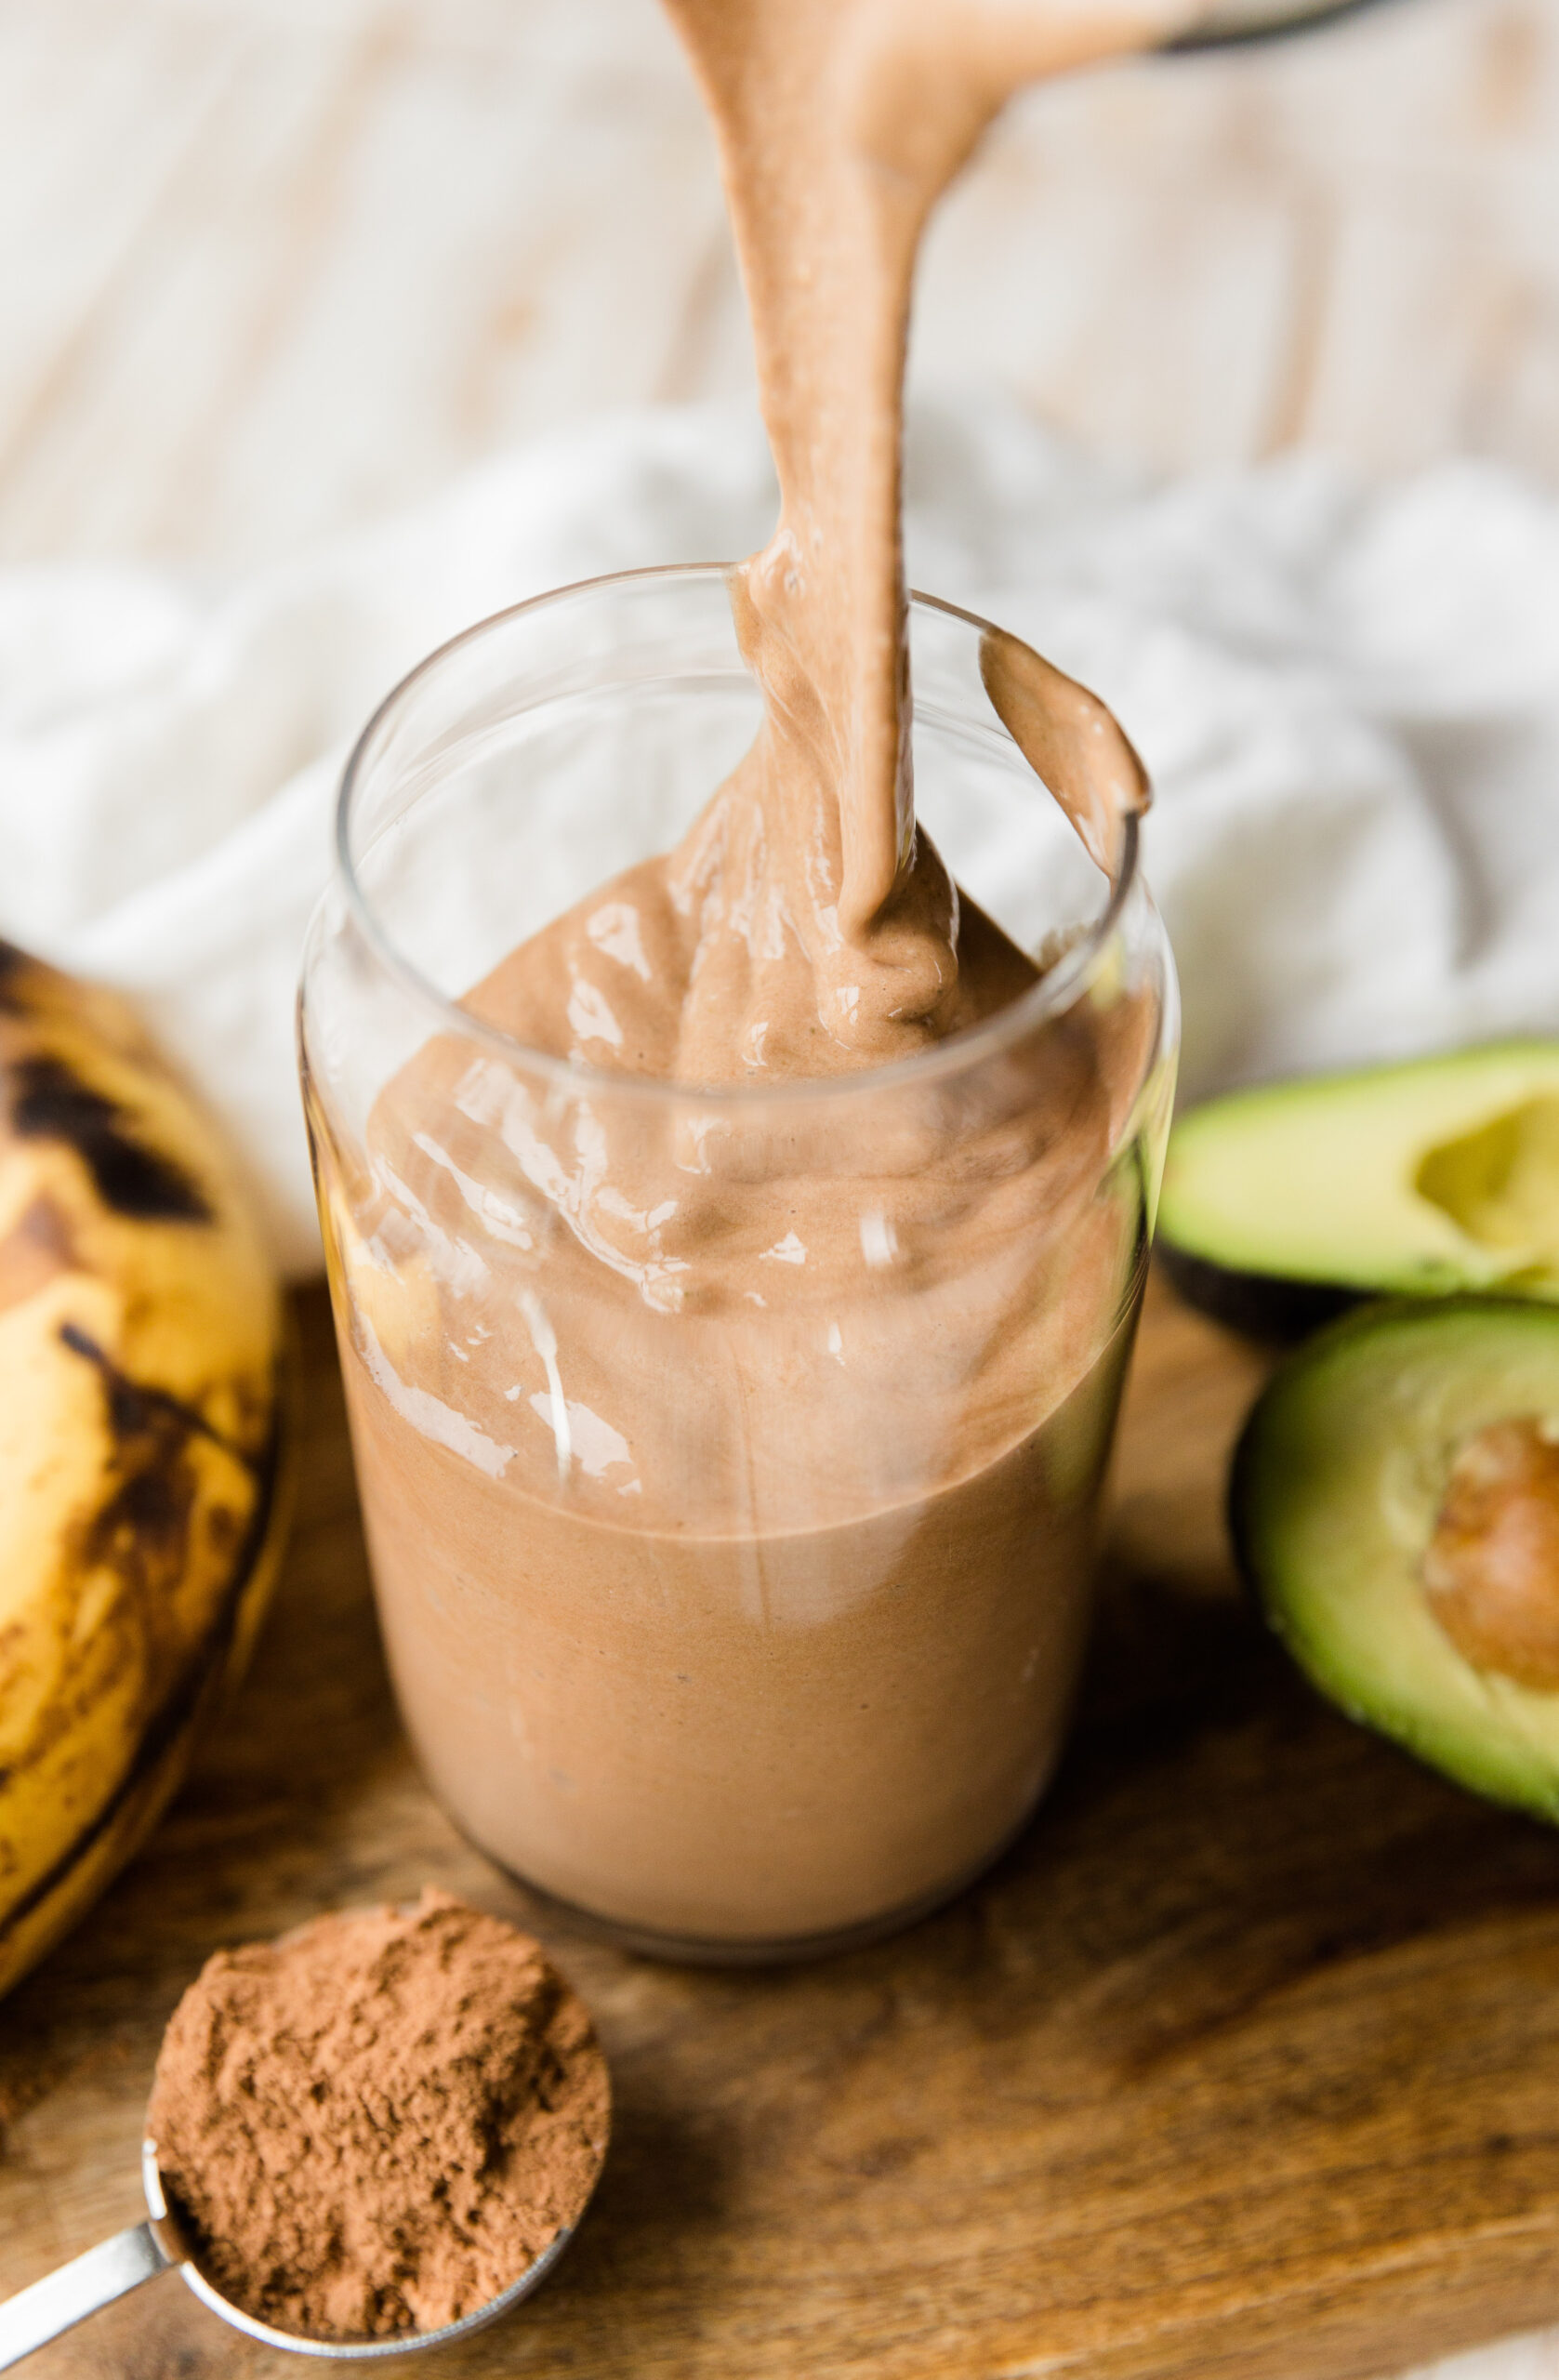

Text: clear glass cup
xmin=298 ymin=566 xmax=1179 ymax=1962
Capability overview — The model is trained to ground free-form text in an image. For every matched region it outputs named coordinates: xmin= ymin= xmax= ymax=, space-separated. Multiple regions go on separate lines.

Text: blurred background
xmin=4 ymin=0 xmax=1556 ymax=574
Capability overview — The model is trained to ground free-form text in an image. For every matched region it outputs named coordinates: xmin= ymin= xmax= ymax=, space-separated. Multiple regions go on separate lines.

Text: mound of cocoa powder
xmin=146 ymin=1888 xmax=610 ymax=2341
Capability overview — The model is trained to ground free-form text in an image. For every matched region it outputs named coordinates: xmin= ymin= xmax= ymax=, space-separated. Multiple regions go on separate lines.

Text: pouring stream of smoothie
xmin=659 ymin=0 xmax=1184 ymax=1077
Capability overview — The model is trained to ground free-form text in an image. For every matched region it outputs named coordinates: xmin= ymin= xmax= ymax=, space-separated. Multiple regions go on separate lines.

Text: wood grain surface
xmin=7 ymin=1276 xmax=1559 ymax=2379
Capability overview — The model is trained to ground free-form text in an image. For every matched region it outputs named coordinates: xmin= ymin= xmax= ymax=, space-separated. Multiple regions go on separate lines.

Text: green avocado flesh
xmin=1161 ymin=1042 xmax=1559 ymax=1301
xmin=1234 ymin=1298 xmax=1559 ymax=1821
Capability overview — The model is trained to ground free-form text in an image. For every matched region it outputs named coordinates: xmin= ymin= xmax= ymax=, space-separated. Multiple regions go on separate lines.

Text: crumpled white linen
xmin=2 ymin=395 xmax=1557 ymax=1276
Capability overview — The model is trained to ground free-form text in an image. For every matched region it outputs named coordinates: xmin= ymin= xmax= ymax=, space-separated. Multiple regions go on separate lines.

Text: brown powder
xmin=145 ymin=1889 xmax=611 ymax=2342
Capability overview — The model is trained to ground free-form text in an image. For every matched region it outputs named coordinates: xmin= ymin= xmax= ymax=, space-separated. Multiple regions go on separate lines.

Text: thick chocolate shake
xmin=310 ymin=0 xmax=1188 ymax=1949
xmin=332 ymin=957 xmax=1154 ymax=1941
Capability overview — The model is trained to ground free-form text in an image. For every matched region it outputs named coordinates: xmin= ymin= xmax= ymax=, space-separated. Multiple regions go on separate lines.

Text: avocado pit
xmin=1415 ymin=1096 xmax=1559 ymax=1261
xmin=1422 ymin=1416 xmax=1559 ymax=1690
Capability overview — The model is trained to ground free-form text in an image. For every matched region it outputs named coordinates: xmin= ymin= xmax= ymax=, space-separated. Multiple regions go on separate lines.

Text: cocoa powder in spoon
xmin=146 ymin=1889 xmax=610 ymax=2342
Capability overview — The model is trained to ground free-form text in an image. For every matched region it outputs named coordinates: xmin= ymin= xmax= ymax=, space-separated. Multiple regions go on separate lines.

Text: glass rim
xmin=332 ymin=562 xmax=1145 ymax=1114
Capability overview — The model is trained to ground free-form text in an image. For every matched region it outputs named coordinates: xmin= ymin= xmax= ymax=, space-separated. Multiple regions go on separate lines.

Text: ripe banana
xmin=0 ymin=941 xmax=292 ymax=2001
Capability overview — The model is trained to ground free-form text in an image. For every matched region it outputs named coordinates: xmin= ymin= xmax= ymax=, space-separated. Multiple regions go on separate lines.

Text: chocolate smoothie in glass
xmin=300 ymin=0 xmax=1188 ymax=1957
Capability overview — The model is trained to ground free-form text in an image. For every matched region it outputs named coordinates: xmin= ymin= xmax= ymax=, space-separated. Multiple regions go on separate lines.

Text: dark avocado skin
xmin=1224 ymin=1301 xmax=1410 ymax=1772
xmin=1226 ymin=1382 xmax=1264 ymax=1609
xmin=1157 ymin=1242 xmax=1359 ymax=1343
xmin=1227 ymin=1330 xmax=1311 ymax=1634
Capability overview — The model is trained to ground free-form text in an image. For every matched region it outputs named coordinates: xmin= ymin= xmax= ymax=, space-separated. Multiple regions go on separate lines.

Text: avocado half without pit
xmin=1159 ymin=1041 xmax=1559 ymax=1338
xmin=1234 ymin=1298 xmax=1559 ymax=1819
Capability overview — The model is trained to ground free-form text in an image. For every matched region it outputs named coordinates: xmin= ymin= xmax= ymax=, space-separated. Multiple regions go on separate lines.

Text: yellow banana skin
xmin=0 ymin=941 xmax=293 ymax=2002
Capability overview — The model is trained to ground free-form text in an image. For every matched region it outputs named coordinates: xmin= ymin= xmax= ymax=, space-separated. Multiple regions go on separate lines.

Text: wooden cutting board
xmin=6 ymin=1274 xmax=1559 ymax=2380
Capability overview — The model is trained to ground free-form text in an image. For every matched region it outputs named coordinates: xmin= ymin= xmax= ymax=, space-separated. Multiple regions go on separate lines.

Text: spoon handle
xmin=0 ymin=2221 xmax=170 ymax=2369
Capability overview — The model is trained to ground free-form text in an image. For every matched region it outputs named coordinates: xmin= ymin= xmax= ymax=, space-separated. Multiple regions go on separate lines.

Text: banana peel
xmin=0 ymin=941 xmax=293 ymax=2001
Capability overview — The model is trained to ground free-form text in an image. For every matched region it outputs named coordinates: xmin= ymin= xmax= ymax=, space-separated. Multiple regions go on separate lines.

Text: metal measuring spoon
xmin=0 ymin=2101 xmax=603 ymax=2367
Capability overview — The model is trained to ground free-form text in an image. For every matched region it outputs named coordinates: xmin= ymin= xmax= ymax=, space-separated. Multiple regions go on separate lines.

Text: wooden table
xmin=7 ymin=1275 xmax=1559 ymax=2379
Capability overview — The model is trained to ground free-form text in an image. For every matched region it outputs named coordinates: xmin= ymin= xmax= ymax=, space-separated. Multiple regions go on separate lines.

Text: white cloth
xmin=2 ymin=395 xmax=1557 ymax=1277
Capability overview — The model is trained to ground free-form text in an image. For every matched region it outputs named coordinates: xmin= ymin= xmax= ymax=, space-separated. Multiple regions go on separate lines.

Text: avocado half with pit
xmin=1234 ymin=1297 xmax=1559 ymax=1820
xmin=1159 ymin=1041 xmax=1559 ymax=1338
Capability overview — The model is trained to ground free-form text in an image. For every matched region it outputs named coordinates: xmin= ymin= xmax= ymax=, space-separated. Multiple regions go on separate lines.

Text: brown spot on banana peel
xmin=58 ymin=1320 xmax=261 ymax=1470
xmin=0 ymin=1369 xmax=287 ymax=1958
xmin=3 ymin=1324 xmax=241 ymax=1807
xmin=8 ymin=1054 xmax=211 ymax=1223
xmin=78 ymin=1413 xmax=200 ymax=1644
xmin=1423 ymin=1417 xmax=1559 ymax=1689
